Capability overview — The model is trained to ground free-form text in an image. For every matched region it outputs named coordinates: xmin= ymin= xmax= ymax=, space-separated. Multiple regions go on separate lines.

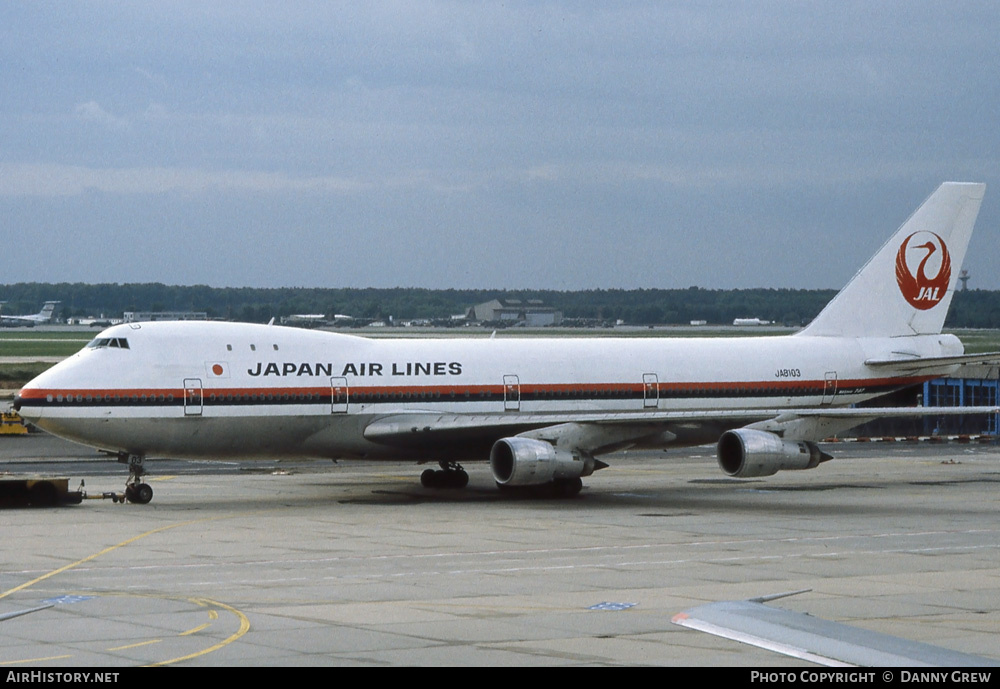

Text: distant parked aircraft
xmin=0 ymin=301 xmax=59 ymax=327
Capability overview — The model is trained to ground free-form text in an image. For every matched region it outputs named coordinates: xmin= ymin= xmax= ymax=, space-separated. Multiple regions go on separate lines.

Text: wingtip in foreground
xmin=672 ymin=594 xmax=1000 ymax=667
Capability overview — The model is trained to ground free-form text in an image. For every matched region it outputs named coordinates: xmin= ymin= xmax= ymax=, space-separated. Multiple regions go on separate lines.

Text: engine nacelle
xmin=717 ymin=429 xmax=829 ymax=478
xmin=490 ymin=437 xmax=590 ymax=487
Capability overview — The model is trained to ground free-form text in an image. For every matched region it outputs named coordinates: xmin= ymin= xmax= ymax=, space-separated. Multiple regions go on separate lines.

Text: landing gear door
xmin=331 ymin=377 xmax=349 ymax=413
xmin=822 ymin=372 xmax=838 ymax=405
xmin=503 ymin=375 xmax=520 ymax=412
xmin=183 ymin=378 xmax=203 ymax=416
xmin=643 ymin=373 xmax=659 ymax=409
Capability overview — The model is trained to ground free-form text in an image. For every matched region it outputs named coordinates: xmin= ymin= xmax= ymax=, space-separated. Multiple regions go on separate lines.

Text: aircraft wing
xmin=672 ymin=594 xmax=1000 ymax=667
xmin=364 ymin=409 xmax=766 ymax=440
xmin=866 ymin=351 xmax=1000 ymax=371
xmin=363 ymin=410 xmax=722 ymax=450
xmin=362 ymin=409 xmax=852 ymax=445
xmin=363 ymin=406 xmax=1000 ymax=452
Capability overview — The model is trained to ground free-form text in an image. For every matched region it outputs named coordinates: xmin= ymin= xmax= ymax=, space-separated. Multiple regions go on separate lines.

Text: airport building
xmin=123 ymin=311 xmax=208 ymax=322
xmin=466 ymin=299 xmax=562 ymax=327
xmin=923 ymin=366 xmax=999 ymax=435
xmin=853 ymin=365 xmax=999 ymax=437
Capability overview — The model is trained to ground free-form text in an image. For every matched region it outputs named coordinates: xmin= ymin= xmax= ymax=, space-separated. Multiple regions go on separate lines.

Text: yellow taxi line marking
xmin=150 ymin=598 xmax=251 ymax=667
xmin=0 ymin=655 xmax=73 ymax=666
xmin=0 ymin=521 xmax=203 ymax=601
xmin=180 ymin=623 xmax=211 ymax=636
xmin=0 ymin=514 xmax=254 ymax=666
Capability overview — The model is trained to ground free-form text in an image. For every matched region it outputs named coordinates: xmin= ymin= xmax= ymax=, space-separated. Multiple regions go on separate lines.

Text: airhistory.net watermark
xmin=5 ymin=673 xmax=119 ymax=684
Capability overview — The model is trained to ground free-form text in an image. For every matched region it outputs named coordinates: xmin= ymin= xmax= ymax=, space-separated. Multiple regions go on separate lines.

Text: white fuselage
xmin=15 ymin=321 xmax=955 ymax=461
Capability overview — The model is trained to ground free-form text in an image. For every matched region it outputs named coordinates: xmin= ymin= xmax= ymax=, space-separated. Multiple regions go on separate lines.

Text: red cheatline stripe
xmin=17 ymin=375 xmax=932 ymax=401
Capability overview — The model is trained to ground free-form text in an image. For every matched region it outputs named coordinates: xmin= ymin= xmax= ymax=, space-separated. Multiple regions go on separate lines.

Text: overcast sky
xmin=2 ymin=2 xmax=998 ymax=291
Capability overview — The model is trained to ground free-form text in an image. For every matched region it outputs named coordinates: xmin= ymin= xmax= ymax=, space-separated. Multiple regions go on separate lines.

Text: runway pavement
xmin=1 ymin=434 xmax=998 ymax=667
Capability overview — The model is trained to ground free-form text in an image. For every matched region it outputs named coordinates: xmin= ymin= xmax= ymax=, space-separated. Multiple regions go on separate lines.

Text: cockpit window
xmin=88 ymin=337 xmax=129 ymax=349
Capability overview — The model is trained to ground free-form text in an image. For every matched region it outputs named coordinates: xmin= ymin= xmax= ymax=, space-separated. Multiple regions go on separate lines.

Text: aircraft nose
xmin=12 ymin=393 xmax=41 ymax=421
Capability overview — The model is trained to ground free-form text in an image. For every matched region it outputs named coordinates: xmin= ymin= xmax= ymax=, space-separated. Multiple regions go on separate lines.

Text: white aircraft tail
xmin=37 ymin=302 xmax=57 ymax=319
xmin=798 ymin=182 xmax=986 ymax=338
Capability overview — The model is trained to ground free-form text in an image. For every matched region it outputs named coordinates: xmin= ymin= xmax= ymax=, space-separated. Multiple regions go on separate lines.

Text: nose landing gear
xmin=118 ymin=453 xmax=154 ymax=504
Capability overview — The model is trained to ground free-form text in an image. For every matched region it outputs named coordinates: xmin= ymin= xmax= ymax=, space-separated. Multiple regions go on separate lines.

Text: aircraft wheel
xmin=128 ymin=483 xmax=154 ymax=504
xmin=552 ymin=477 xmax=583 ymax=498
xmin=29 ymin=481 xmax=58 ymax=507
xmin=422 ymin=469 xmax=468 ymax=489
xmin=438 ymin=470 xmax=468 ymax=489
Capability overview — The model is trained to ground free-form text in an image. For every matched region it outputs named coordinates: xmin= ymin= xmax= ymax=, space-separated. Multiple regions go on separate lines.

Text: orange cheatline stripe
xmin=18 ymin=374 xmax=931 ymax=399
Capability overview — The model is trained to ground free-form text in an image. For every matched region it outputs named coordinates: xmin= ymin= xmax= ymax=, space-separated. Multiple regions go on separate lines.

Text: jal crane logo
xmin=895 ymin=231 xmax=951 ymax=310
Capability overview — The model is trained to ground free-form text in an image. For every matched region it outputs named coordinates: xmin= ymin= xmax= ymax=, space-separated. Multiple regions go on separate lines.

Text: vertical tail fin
xmin=798 ymin=182 xmax=985 ymax=338
xmin=38 ymin=302 xmax=57 ymax=319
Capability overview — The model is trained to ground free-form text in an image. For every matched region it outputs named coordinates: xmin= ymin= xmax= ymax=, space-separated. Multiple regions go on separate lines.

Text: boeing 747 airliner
xmin=14 ymin=183 xmax=999 ymax=503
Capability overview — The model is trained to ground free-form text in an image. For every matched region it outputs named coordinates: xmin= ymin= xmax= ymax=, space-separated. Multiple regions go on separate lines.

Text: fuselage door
xmin=331 ymin=377 xmax=349 ymax=413
xmin=503 ymin=375 xmax=520 ymax=412
xmin=183 ymin=378 xmax=203 ymax=416
xmin=643 ymin=373 xmax=659 ymax=408
xmin=822 ymin=371 xmax=838 ymax=405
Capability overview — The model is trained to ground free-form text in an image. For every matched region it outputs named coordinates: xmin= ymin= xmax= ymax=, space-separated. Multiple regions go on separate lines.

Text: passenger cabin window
xmin=250 ymin=344 xmax=256 ymax=351
xmin=88 ymin=338 xmax=129 ymax=349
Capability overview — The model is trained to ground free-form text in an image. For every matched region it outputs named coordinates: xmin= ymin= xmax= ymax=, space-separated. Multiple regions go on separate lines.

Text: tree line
xmin=2 ymin=282 xmax=1000 ymax=328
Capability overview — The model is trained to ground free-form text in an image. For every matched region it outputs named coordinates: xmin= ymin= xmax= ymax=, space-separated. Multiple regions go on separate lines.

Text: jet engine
xmin=716 ymin=429 xmax=831 ymax=478
xmin=490 ymin=437 xmax=592 ymax=487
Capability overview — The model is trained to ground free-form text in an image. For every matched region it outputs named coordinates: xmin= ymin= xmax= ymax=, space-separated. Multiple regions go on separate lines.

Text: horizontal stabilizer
xmin=865 ymin=351 xmax=1000 ymax=371
xmin=794 ymin=405 xmax=999 ymax=418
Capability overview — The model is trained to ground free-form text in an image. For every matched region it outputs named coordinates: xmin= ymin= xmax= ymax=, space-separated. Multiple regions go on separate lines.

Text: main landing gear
xmin=550 ymin=477 xmax=583 ymax=498
xmin=420 ymin=461 xmax=469 ymax=489
xmin=418 ymin=461 xmax=583 ymax=498
xmin=117 ymin=453 xmax=154 ymax=504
